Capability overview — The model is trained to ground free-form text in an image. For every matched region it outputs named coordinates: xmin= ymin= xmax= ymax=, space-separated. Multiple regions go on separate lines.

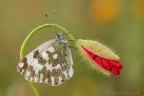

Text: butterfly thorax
xmin=56 ymin=32 xmax=69 ymax=47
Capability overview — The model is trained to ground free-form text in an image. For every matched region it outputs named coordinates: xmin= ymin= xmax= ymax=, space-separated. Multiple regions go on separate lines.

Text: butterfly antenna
xmin=45 ymin=13 xmax=49 ymax=23
xmin=68 ymin=39 xmax=77 ymax=41
xmin=53 ymin=10 xmax=56 ymax=14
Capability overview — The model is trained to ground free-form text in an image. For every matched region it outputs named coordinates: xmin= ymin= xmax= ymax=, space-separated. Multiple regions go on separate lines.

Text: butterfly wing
xmin=17 ymin=39 xmax=56 ymax=74
xmin=17 ymin=40 xmax=73 ymax=86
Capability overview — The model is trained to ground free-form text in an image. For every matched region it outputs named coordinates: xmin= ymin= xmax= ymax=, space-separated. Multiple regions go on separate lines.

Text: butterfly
xmin=17 ymin=32 xmax=74 ymax=86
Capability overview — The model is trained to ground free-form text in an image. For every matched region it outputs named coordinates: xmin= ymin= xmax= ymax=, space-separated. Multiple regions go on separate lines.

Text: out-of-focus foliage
xmin=0 ymin=0 xmax=144 ymax=96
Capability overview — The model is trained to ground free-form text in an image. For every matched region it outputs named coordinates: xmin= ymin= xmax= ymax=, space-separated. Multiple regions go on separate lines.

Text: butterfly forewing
xmin=17 ymin=35 xmax=73 ymax=86
xmin=17 ymin=39 xmax=56 ymax=74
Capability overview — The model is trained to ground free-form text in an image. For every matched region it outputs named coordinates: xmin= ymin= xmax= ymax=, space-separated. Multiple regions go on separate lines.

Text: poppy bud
xmin=75 ymin=39 xmax=123 ymax=76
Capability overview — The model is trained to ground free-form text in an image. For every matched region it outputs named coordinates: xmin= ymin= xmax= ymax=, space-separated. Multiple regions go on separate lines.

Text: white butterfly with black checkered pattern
xmin=17 ymin=32 xmax=73 ymax=86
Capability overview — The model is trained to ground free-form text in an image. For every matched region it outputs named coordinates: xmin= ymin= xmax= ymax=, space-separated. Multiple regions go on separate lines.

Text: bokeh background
xmin=0 ymin=0 xmax=144 ymax=96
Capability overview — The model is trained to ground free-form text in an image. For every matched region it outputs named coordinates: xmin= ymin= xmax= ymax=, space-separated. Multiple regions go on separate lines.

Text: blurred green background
xmin=0 ymin=0 xmax=144 ymax=96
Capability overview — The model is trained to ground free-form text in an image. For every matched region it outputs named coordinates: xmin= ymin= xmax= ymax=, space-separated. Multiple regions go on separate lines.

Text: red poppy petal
xmin=109 ymin=60 xmax=123 ymax=69
xmin=80 ymin=45 xmax=123 ymax=75
xmin=101 ymin=59 xmax=111 ymax=70
xmin=110 ymin=67 xmax=120 ymax=74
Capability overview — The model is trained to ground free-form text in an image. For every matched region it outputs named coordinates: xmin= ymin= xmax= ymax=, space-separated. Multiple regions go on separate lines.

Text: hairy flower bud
xmin=75 ymin=39 xmax=123 ymax=76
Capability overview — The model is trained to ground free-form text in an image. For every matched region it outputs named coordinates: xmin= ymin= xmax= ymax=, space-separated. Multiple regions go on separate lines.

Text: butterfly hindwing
xmin=17 ymin=38 xmax=73 ymax=86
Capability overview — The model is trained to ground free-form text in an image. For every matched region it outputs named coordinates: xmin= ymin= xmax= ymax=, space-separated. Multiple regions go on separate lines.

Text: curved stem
xmin=19 ymin=23 xmax=75 ymax=96
xmin=29 ymin=82 xmax=40 ymax=96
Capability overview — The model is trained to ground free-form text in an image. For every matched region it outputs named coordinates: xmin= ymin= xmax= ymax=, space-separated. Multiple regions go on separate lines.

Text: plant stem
xmin=29 ymin=82 xmax=40 ymax=96
xmin=19 ymin=23 xmax=75 ymax=96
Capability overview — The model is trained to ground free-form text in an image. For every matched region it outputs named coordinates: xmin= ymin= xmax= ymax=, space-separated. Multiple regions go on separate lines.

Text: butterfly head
xmin=56 ymin=32 xmax=64 ymax=40
xmin=56 ymin=32 xmax=68 ymax=46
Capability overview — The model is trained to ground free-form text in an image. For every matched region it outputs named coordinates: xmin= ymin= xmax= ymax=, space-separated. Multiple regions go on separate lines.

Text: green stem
xmin=19 ymin=23 xmax=75 ymax=96
xmin=29 ymin=82 xmax=40 ymax=96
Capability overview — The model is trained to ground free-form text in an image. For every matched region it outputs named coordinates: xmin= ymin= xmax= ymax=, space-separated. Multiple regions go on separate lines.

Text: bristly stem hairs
xmin=20 ymin=23 xmax=75 ymax=96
